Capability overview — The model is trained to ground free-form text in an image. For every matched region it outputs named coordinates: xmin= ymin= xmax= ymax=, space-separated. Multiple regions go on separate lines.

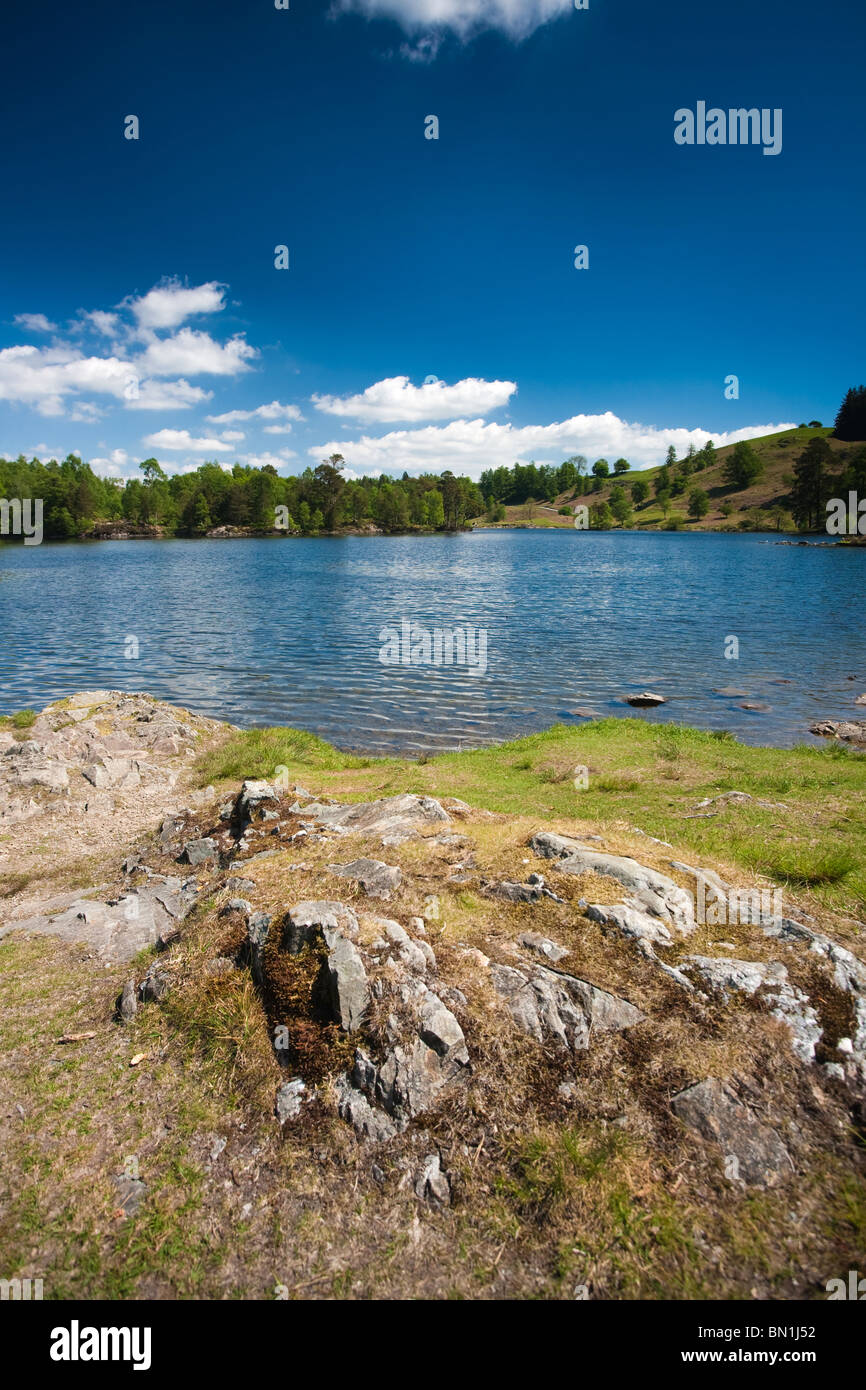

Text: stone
xmin=236 ymin=779 xmax=279 ymax=823
xmin=334 ymin=1075 xmax=399 ymax=1142
xmin=247 ymin=912 xmax=272 ymax=987
xmin=299 ymin=792 xmax=450 ymax=842
xmin=326 ymin=936 xmax=369 ymax=1032
xmin=181 ymin=837 xmax=217 ymax=867
xmin=219 ymin=897 xmax=252 ymax=918
xmin=518 ymin=931 xmax=569 ymax=963
xmin=119 ymin=978 xmax=137 ymax=1021
xmin=368 ymin=917 xmax=433 ymax=974
xmin=626 ymin=692 xmax=666 ymax=707
xmin=283 ymin=901 xmax=360 ymax=953
xmin=671 ymin=1078 xmax=791 ymax=1188
xmin=531 ymin=831 xmax=694 ymax=934
xmin=139 ymin=962 xmax=171 ymax=1003
xmin=327 ymin=857 xmax=402 ymax=900
xmin=414 ymin=1153 xmax=450 ymax=1206
xmin=113 ymin=1173 xmax=147 ymax=1214
xmin=489 ymin=961 xmax=644 ymax=1053
xmin=275 ymin=1078 xmax=307 ymax=1123
xmin=810 ymin=719 xmax=866 ymax=746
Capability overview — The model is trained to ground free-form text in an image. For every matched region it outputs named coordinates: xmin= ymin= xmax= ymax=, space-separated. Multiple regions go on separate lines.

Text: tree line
xmin=0 ymin=453 xmax=485 ymax=541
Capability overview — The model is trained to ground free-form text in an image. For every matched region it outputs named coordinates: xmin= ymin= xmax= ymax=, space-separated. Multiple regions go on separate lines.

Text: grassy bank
xmin=198 ymin=717 xmax=866 ymax=922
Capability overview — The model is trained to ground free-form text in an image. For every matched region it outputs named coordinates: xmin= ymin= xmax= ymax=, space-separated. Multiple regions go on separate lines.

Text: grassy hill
xmin=478 ymin=426 xmax=856 ymax=533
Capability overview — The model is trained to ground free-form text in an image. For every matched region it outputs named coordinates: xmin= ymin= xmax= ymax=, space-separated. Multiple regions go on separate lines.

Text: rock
xmin=671 ymin=1078 xmax=791 ymax=1187
xmin=368 ymin=917 xmax=434 ymax=974
xmin=326 ymin=936 xmax=369 ymax=1032
xmin=219 ymin=897 xmax=252 ymax=918
xmin=518 ymin=931 xmax=569 ymax=964
xmin=714 ymin=687 xmax=752 ymax=698
xmin=810 ymin=719 xmax=866 ymax=745
xmin=855 ymin=694 xmax=866 ymax=706
xmin=283 ymin=901 xmax=360 ymax=953
xmin=414 ymin=1153 xmax=450 ymax=1206
xmin=1 ymin=873 xmax=199 ymax=963
xmin=334 ymin=1076 xmax=399 ymax=1142
xmin=626 ymin=692 xmax=666 ymax=707
xmin=205 ymin=956 xmax=236 ymax=978
xmin=275 ymin=1078 xmax=307 ymax=1123
xmin=740 ymin=702 xmax=770 ymax=712
xmin=119 ymin=978 xmax=137 ymax=1021
xmin=299 ymin=792 xmax=450 ymax=843
xmin=247 ymin=911 xmax=272 ymax=986
xmin=531 ymin=831 xmax=694 ymax=934
xmin=236 ymin=779 xmax=280 ymax=824
xmin=226 ymin=876 xmax=256 ymax=895
xmin=417 ymin=988 xmax=469 ymax=1063
xmin=484 ymin=876 xmax=564 ymax=904
xmin=327 ymin=858 xmax=402 ymax=900
xmin=489 ymin=961 xmax=644 ymax=1053
xmin=113 ymin=1173 xmax=147 ymax=1214
xmin=139 ymin=962 xmax=171 ymax=1003
xmin=181 ymin=837 xmax=217 ymax=866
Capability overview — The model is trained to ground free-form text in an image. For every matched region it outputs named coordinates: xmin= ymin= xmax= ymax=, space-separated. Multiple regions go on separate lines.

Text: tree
xmin=631 ymin=479 xmax=649 ymax=505
xmin=724 ymin=441 xmax=764 ymax=490
xmin=688 ymin=487 xmax=710 ymax=520
xmin=654 ymin=466 xmax=671 ymax=497
xmin=665 ymin=445 xmax=677 ymax=468
xmin=609 ymin=484 xmax=633 ymax=526
xmin=613 ymin=458 xmax=630 ymax=475
xmin=591 ymin=502 xmax=613 ymax=529
xmin=790 ymin=436 xmax=833 ymax=530
xmin=834 ymin=386 xmax=866 ymax=441
xmin=657 ymin=490 xmax=672 ymax=518
xmin=701 ymin=439 xmax=716 ymax=471
xmin=592 ymin=459 xmax=610 ymax=479
xmin=425 ymin=490 xmax=445 ymax=527
xmin=139 ymin=458 xmax=166 ymax=484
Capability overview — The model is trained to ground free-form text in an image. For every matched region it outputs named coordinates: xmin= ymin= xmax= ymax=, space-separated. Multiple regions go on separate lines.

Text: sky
xmin=1 ymin=0 xmax=864 ymax=481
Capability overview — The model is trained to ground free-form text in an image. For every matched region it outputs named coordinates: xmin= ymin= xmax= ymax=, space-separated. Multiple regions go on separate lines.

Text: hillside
xmin=1 ymin=692 xmax=865 ymax=1300
xmin=479 ymin=427 xmax=858 ymax=533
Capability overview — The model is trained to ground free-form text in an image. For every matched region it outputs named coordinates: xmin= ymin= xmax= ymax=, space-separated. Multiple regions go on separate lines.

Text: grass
xmin=0 ymin=708 xmax=36 ymax=730
xmin=197 ymin=716 xmax=866 ymax=920
xmin=1 ymin=707 xmax=864 ymax=1300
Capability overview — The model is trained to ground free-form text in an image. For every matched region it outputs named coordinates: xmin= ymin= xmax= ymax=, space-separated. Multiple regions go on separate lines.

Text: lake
xmin=0 ymin=530 xmax=863 ymax=752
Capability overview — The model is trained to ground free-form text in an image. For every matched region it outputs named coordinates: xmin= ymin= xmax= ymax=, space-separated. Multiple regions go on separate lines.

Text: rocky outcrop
xmin=327 ymin=857 xmax=402 ymax=900
xmin=489 ymin=960 xmax=644 ymax=1053
xmin=531 ymin=830 xmax=695 ymax=934
xmin=671 ymin=1079 xmax=791 ymax=1188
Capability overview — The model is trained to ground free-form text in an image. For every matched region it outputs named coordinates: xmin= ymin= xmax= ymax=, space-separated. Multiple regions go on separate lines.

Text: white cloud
xmin=309 ymin=412 xmax=797 ymax=478
xmin=0 ymin=345 xmax=139 ymax=416
xmin=68 ymin=401 xmax=105 ymax=423
xmin=128 ymin=278 xmax=226 ymax=332
xmin=81 ymin=310 xmax=121 ymax=338
xmin=142 ymin=428 xmax=233 ymax=453
xmin=236 ymin=449 xmax=298 ymax=468
xmin=13 ymin=313 xmax=57 ymax=334
xmin=312 ymin=374 xmax=516 ymax=423
xmin=136 ymin=328 xmax=257 ymax=378
xmin=206 ymin=400 xmax=304 ymax=425
xmin=336 ymin=0 xmax=573 ymax=44
xmin=220 ymin=429 xmax=245 ymax=442
xmin=124 ymin=378 xmax=213 ymax=410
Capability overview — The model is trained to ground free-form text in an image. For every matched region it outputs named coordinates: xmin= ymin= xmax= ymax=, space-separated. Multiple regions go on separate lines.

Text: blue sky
xmin=1 ymin=0 xmax=863 ymax=480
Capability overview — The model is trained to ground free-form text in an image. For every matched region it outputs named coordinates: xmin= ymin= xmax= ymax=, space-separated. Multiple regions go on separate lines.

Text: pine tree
xmin=834 ymin=386 xmax=866 ymax=442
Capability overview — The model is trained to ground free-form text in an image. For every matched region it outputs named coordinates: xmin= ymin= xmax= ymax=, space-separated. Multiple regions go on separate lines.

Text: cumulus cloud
xmin=13 ymin=312 xmax=57 ymax=334
xmin=124 ymin=378 xmax=213 ymax=410
xmin=335 ymin=0 xmax=573 ymax=44
xmin=136 ymin=328 xmax=257 ymax=379
xmin=128 ymin=278 xmax=226 ymax=332
xmin=142 ymin=428 xmax=233 ymax=453
xmin=206 ymin=400 xmax=304 ymax=425
xmin=80 ymin=310 xmax=121 ymax=338
xmin=309 ymin=411 xmax=796 ymax=478
xmin=235 ymin=449 xmax=299 ymax=469
xmin=0 ymin=345 xmax=139 ymax=416
xmin=312 ymin=374 xmax=516 ymax=423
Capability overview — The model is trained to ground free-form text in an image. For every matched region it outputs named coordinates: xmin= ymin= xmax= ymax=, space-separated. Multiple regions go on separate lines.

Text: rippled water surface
xmin=0 ymin=530 xmax=863 ymax=751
